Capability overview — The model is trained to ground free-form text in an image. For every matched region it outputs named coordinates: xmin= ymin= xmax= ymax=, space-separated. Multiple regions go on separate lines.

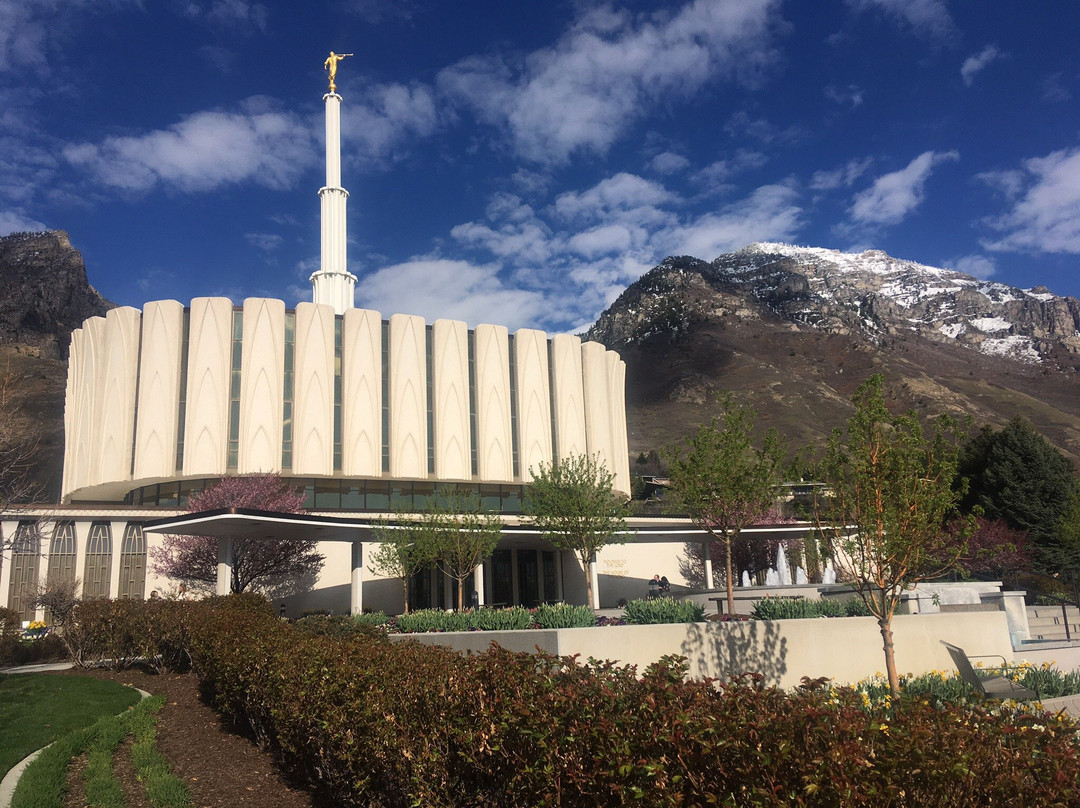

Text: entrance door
xmin=517 ymin=550 xmax=539 ymax=608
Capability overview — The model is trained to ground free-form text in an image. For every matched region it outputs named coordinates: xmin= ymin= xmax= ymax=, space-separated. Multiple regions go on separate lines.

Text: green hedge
xmin=392 ymin=607 xmax=534 ymax=633
xmin=751 ymin=596 xmax=871 ymax=620
xmin=533 ymin=602 xmax=597 ymax=628
xmin=623 ymin=597 xmax=704 ymax=624
xmin=49 ymin=595 xmax=1080 ymax=807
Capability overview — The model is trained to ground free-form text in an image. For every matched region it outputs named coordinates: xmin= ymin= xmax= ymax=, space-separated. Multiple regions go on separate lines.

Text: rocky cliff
xmin=587 ymin=244 xmax=1080 ymax=461
xmin=0 ymin=230 xmax=114 ymax=359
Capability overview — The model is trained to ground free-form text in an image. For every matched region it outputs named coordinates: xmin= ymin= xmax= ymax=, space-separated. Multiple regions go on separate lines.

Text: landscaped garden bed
xmin=29 ymin=593 xmax=1080 ymax=807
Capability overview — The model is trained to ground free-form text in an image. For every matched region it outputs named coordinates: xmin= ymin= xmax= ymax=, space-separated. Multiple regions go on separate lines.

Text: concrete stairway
xmin=1027 ymin=604 xmax=1080 ymax=641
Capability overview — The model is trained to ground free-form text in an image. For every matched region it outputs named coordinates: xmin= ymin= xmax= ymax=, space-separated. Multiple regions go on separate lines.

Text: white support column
xmin=350 ymin=540 xmax=363 ymax=615
xmin=588 ymin=553 xmax=600 ymax=610
xmin=703 ymin=541 xmax=714 ymax=591
xmin=217 ymin=537 xmax=233 ymax=596
xmin=108 ymin=520 xmax=126 ymax=600
xmin=473 ymin=561 xmax=485 ymax=607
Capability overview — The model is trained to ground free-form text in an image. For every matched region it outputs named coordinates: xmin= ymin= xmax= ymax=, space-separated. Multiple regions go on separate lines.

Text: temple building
xmin=1 ymin=64 xmax=678 ymax=619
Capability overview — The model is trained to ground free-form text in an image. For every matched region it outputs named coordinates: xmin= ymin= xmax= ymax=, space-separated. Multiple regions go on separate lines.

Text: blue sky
xmin=2 ymin=0 xmax=1079 ymax=333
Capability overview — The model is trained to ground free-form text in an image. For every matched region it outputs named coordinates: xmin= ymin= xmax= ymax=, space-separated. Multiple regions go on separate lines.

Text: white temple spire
xmin=311 ymin=53 xmax=357 ymax=315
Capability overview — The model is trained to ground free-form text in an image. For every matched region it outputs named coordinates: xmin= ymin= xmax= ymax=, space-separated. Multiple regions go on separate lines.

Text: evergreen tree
xmin=958 ymin=416 xmax=1078 ymax=572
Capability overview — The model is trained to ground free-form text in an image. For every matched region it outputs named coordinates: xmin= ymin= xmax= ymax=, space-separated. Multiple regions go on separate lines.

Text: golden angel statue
xmin=324 ymin=51 xmax=354 ymax=92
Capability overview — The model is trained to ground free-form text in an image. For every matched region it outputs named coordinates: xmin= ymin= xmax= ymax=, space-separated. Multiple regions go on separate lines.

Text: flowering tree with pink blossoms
xmin=150 ymin=474 xmax=323 ymax=595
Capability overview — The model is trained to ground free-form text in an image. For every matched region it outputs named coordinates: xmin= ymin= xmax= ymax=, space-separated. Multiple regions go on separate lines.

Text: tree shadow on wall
xmin=681 ymin=619 xmax=788 ymax=688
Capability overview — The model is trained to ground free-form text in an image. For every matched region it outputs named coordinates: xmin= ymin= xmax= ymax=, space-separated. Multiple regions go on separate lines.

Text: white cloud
xmin=824 ymin=83 xmax=864 ymax=108
xmin=975 ymin=169 xmax=1026 ymax=199
xmin=553 ymin=173 xmax=676 ymax=222
xmin=244 ymin=232 xmax=284 ymax=252
xmin=849 ymin=150 xmax=959 ymax=226
xmin=663 ymin=183 xmax=802 ymax=259
xmin=62 ymin=100 xmax=316 ymax=192
xmin=847 ymin=0 xmax=953 ymax=38
xmin=438 ymin=0 xmax=782 ymax=163
xmin=0 ymin=0 xmax=140 ymax=71
xmin=810 ymin=157 xmax=873 ymax=191
xmin=984 ymin=146 xmax=1080 ymax=254
xmin=961 ymin=45 xmax=1002 ymax=86
xmin=724 ymin=111 xmax=801 ymax=144
xmin=946 ymin=254 xmax=997 ymax=280
xmin=692 ymin=150 xmax=769 ymax=190
xmin=355 ymin=258 xmax=548 ymax=331
xmin=436 ymin=173 xmax=804 ymax=331
xmin=0 ymin=210 xmax=48 ymax=235
xmin=344 ymin=83 xmax=439 ymax=166
xmin=648 ymin=151 xmax=691 ymax=175
xmin=184 ymin=0 xmax=268 ymax=32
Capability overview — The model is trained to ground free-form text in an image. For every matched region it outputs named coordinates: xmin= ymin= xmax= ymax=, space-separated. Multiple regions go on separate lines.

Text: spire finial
xmin=324 ymin=51 xmax=353 ymax=93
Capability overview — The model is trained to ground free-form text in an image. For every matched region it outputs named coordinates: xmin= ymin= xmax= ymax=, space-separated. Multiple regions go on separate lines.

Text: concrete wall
xmin=394 ymin=612 xmax=1015 ymax=690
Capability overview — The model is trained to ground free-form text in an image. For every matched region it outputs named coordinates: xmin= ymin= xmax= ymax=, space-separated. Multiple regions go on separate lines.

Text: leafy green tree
xmin=523 ymin=454 xmax=628 ymax=608
xmin=812 ymin=375 xmax=969 ymax=696
xmin=425 ymin=489 xmax=503 ymax=611
xmin=958 ymin=417 xmax=1078 ymax=573
xmin=665 ymin=395 xmax=785 ymax=616
xmin=369 ymin=521 xmax=434 ymax=614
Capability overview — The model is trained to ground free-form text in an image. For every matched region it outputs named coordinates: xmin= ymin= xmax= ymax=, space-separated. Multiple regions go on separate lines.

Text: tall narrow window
xmin=468 ymin=330 xmax=478 ymax=477
xmin=46 ymin=522 xmax=76 ymax=623
xmin=118 ymin=524 xmax=146 ymax=601
xmin=426 ymin=325 xmax=435 ymax=474
xmin=7 ymin=522 xmax=40 ymax=621
xmin=83 ymin=522 xmax=112 ymax=599
xmin=508 ymin=334 xmax=519 ymax=480
xmin=226 ymin=309 xmax=243 ymax=470
xmin=175 ymin=308 xmax=190 ymax=472
xmin=333 ymin=316 xmax=343 ymax=472
xmin=130 ymin=324 xmax=144 ymax=477
xmin=381 ymin=320 xmax=390 ymax=473
xmin=282 ymin=311 xmax=295 ymax=469
xmin=547 ymin=338 xmax=559 ymax=465
xmin=47 ymin=522 xmax=76 ymax=584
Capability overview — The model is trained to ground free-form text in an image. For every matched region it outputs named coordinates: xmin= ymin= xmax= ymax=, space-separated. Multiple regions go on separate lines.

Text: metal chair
xmin=940 ymin=641 xmax=1039 ymax=700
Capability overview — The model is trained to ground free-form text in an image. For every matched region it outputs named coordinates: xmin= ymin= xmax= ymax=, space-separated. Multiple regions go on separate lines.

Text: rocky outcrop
xmin=586 ymin=244 xmax=1080 ymax=463
xmin=0 ymin=230 xmax=114 ymax=358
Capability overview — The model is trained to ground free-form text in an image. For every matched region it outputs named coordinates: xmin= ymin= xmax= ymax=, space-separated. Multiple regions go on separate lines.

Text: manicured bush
xmin=468 ymin=606 xmax=532 ymax=631
xmin=391 ymin=607 xmax=533 ymax=633
xmin=57 ymin=594 xmax=1080 ymax=806
xmin=295 ymin=614 xmax=385 ymax=639
xmin=533 ymin=602 xmax=597 ymax=628
xmin=353 ymin=611 xmax=390 ymax=628
xmin=392 ymin=608 xmax=471 ymax=633
xmin=623 ymin=596 xmax=704 ymax=624
xmin=844 ymin=597 xmax=872 ymax=616
xmin=751 ymin=596 xmax=844 ymax=620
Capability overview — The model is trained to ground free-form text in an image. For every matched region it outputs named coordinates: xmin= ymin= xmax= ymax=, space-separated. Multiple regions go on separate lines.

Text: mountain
xmin=586 ymin=243 xmax=1080 ymax=462
xmin=0 ymin=230 xmax=114 ymax=499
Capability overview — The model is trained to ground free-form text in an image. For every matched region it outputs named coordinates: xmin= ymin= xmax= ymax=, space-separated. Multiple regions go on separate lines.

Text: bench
xmin=940 ymin=641 xmax=1039 ymax=701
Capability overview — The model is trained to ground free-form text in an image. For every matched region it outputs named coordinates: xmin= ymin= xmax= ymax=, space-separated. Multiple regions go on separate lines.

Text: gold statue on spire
xmin=324 ymin=51 xmax=353 ymax=92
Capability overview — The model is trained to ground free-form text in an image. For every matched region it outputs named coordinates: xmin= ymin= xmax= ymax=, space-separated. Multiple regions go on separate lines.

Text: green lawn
xmin=0 ymin=674 xmax=141 ymax=778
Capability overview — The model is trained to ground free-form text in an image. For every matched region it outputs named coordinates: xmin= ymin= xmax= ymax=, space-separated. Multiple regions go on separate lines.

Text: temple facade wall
xmin=62 ymin=298 xmax=630 ymax=503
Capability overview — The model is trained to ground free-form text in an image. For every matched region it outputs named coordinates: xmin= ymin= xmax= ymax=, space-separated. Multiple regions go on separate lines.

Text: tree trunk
xmin=582 ymin=551 xmax=594 ymax=610
xmin=878 ymin=617 xmax=900 ymax=695
xmin=457 ymin=576 xmax=465 ymax=611
xmin=725 ymin=533 xmax=735 ymax=617
xmin=402 ymin=578 xmax=410 ymax=614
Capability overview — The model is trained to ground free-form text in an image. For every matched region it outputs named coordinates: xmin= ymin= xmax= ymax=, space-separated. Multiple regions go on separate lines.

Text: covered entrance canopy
xmin=144 ymin=508 xmax=818 ymax=612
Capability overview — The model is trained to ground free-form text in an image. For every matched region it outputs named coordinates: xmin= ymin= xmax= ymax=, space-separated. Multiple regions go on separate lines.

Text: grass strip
xmin=82 ymin=712 xmax=129 ymax=808
xmin=8 ymin=724 xmax=96 ymax=808
xmin=129 ymin=696 xmax=191 ymax=808
xmin=11 ymin=695 xmax=189 ymax=808
xmin=0 ymin=674 xmax=141 ymax=778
